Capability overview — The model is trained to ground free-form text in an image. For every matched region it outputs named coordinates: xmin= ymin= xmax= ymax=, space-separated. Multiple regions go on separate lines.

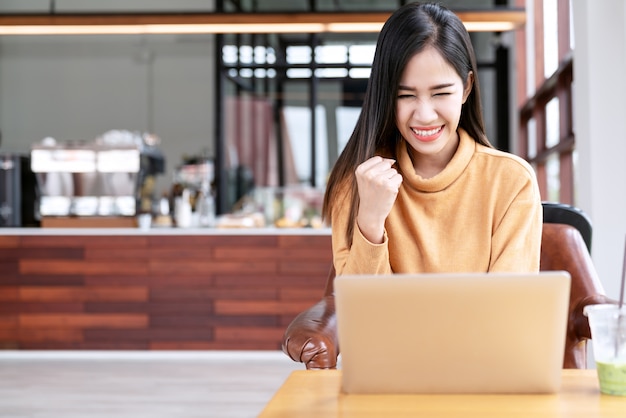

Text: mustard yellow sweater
xmin=330 ymin=129 xmax=543 ymax=275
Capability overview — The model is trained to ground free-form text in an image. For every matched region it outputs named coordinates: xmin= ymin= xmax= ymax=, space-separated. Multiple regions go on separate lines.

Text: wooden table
xmin=259 ymin=369 xmax=626 ymax=417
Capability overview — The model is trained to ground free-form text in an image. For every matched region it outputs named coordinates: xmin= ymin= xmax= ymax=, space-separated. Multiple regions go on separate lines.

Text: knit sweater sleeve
xmin=329 ymin=185 xmax=393 ymax=276
xmin=488 ymin=161 xmax=543 ymax=272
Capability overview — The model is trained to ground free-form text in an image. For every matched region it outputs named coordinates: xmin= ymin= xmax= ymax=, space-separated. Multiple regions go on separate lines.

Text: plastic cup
xmin=584 ymin=304 xmax=626 ymax=396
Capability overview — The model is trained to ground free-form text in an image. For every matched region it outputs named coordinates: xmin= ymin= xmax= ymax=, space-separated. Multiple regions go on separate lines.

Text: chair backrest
xmin=542 ymin=201 xmax=592 ymax=252
xmin=539 ymin=202 xmax=606 ymax=368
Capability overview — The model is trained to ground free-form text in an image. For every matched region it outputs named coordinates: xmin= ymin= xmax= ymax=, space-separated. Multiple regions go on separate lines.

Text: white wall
xmin=0 ymin=0 xmax=216 ymax=196
xmin=0 ymin=35 xmax=215 ymax=196
xmin=572 ymin=0 xmax=626 ymax=302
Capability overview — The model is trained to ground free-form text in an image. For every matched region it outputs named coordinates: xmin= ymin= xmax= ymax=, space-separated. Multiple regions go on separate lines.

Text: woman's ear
xmin=462 ymin=71 xmax=474 ymax=103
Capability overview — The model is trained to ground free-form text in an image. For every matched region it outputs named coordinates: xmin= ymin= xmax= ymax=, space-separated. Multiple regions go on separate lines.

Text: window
xmin=517 ymin=0 xmax=575 ymax=204
xmin=214 ymin=1 xmax=520 ymax=213
xmin=217 ymin=34 xmax=377 ymax=211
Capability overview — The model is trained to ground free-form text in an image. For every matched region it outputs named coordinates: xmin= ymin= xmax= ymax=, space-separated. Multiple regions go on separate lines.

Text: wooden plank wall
xmin=0 ymin=233 xmax=332 ymax=350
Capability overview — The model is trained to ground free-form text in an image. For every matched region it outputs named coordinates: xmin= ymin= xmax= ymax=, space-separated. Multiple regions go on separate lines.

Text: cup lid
xmin=583 ymin=303 xmax=624 ymax=317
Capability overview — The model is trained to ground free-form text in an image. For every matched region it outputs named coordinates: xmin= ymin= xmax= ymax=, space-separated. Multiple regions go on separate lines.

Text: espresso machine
xmin=30 ymin=131 xmax=165 ymax=219
xmin=0 ymin=153 xmax=38 ymax=227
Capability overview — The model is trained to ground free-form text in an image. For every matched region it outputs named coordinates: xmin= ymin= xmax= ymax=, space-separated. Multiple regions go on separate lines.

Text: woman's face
xmin=395 ymin=46 xmax=472 ymax=170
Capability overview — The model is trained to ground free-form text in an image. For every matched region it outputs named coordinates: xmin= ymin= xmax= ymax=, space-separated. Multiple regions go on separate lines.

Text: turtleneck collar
xmin=397 ymin=128 xmax=476 ymax=193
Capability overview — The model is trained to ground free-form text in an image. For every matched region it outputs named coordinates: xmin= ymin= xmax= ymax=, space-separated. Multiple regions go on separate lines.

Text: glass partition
xmin=214 ymin=0 xmax=512 ymax=214
xmin=216 ymin=34 xmax=506 ymax=214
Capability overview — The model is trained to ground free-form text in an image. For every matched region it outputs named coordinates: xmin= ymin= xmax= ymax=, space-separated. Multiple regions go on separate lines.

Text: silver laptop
xmin=334 ymin=271 xmax=571 ymax=394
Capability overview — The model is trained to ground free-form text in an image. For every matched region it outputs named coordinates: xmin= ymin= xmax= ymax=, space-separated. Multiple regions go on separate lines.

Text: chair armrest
xmin=281 ymin=295 xmax=339 ymax=370
xmin=541 ymin=223 xmax=616 ymax=368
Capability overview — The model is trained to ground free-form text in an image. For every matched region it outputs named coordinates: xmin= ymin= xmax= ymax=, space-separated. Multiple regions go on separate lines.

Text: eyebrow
xmin=398 ymin=83 xmax=456 ymax=91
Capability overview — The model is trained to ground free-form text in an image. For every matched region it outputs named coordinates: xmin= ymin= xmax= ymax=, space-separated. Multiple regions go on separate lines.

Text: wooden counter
xmin=0 ymin=228 xmax=331 ymax=350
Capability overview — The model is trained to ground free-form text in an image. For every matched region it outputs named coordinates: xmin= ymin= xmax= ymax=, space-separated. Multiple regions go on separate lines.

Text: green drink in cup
xmin=584 ymin=304 xmax=626 ymax=396
xmin=596 ymin=361 xmax=626 ymax=395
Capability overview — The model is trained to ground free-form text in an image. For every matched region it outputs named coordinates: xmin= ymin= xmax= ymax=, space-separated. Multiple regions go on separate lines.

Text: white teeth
xmin=411 ymin=127 xmax=441 ymax=136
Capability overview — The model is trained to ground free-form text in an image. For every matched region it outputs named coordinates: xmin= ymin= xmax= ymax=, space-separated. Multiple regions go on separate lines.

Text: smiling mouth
xmin=411 ymin=126 xmax=443 ymax=139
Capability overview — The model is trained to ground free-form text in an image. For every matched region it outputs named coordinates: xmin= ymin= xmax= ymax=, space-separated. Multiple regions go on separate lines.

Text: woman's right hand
xmin=354 ymin=156 xmax=403 ymax=244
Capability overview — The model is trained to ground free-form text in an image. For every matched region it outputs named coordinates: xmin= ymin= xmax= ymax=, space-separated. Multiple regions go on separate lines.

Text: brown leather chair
xmin=282 ymin=202 xmax=614 ymax=369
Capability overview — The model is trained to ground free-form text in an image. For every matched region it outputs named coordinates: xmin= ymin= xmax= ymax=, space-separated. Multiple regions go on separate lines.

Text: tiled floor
xmin=0 ymin=350 xmax=305 ymax=418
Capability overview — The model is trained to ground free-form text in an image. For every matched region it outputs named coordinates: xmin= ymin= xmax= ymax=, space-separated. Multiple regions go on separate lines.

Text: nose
xmin=412 ymin=98 xmax=437 ymax=123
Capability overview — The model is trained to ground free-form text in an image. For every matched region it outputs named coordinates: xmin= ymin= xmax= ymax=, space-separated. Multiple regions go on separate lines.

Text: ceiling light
xmin=0 ymin=10 xmax=525 ymax=35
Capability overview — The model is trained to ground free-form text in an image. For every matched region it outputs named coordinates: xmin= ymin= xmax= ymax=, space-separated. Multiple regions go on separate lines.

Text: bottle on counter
xmin=152 ymin=192 xmax=173 ymax=227
xmin=174 ymin=189 xmax=192 ymax=228
xmin=197 ymin=180 xmax=215 ymax=227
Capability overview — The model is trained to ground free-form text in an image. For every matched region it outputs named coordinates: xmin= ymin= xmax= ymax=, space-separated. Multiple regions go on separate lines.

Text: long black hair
xmin=323 ymin=2 xmax=490 ymax=245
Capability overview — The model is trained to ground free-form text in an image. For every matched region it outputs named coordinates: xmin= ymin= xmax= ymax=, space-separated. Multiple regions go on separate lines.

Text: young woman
xmin=323 ymin=2 xmax=542 ymax=276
